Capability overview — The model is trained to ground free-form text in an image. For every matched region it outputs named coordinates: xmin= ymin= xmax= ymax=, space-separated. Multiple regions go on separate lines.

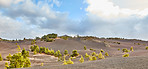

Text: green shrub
xmin=122 ymin=48 xmax=128 ymax=53
xmin=5 ymin=62 xmax=9 ymax=68
xmin=46 ymin=38 xmax=54 ymax=42
xmin=17 ymin=45 xmax=21 ymax=52
xmin=50 ymin=49 xmax=54 ymax=55
xmin=71 ymin=50 xmax=79 ymax=57
xmin=84 ymin=45 xmax=87 ymax=50
xmin=89 ymin=56 xmax=93 ymax=61
xmin=6 ymin=53 xmax=12 ymax=61
xmin=98 ymin=52 xmax=103 ymax=59
xmin=66 ymin=58 xmax=74 ymax=64
xmin=145 ymin=46 xmax=148 ymax=50
xmin=105 ymin=52 xmax=109 ymax=56
xmin=79 ymin=55 xmax=84 ymax=63
xmin=130 ymin=46 xmax=134 ymax=52
xmin=92 ymin=56 xmax=97 ymax=60
xmin=122 ymin=53 xmax=129 ymax=57
xmin=85 ymin=53 xmax=89 ymax=58
xmin=0 ymin=54 xmax=3 ymax=61
xmin=92 ymin=52 xmax=96 ymax=56
xmin=64 ymin=49 xmax=68 ymax=55
xmin=41 ymin=63 xmax=44 ymax=66
xmin=90 ymin=48 xmax=93 ymax=51
xmin=40 ymin=47 xmax=43 ymax=53
xmin=54 ymin=50 xmax=62 ymax=57
xmin=100 ymin=49 xmax=104 ymax=52
xmin=9 ymin=52 xmax=31 ymax=68
xmin=21 ymin=48 xmax=29 ymax=58
xmin=118 ymin=48 xmax=120 ymax=51
xmin=31 ymin=40 xmax=36 ymax=45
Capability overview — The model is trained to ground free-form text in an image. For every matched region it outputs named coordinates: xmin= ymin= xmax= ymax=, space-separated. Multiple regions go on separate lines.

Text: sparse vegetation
xmin=17 ymin=45 xmax=21 ymax=52
xmin=105 ymin=52 xmax=109 ymax=56
xmin=0 ymin=54 xmax=3 ymax=61
xmin=145 ymin=46 xmax=148 ymax=50
xmin=100 ymin=49 xmax=104 ymax=52
xmin=71 ymin=50 xmax=79 ymax=57
xmin=130 ymin=46 xmax=134 ymax=52
xmin=122 ymin=48 xmax=129 ymax=53
xmin=98 ymin=52 xmax=103 ymax=59
xmin=84 ymin=45 xmax=87 ymax=50
xmin=85 ymin=53 xmax=89 ymax=58
xmin=122 ymin=53 xmax=129 ymax=57
xmin=79 ymin=55 xmax=84 ymax=63
xmin=6 ymin=53 xmax=12 ymax=61
xmin=64 ymin=49 xmax=68 ymax=55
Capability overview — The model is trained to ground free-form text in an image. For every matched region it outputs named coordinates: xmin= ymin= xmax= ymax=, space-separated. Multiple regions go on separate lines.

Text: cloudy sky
xmin=0 ymin=0 xmax=148 ymax=40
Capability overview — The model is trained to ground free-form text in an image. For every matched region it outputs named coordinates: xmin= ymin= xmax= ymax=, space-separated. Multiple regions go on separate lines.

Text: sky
xmin=0 ymin=0 xmax=148 ymax=40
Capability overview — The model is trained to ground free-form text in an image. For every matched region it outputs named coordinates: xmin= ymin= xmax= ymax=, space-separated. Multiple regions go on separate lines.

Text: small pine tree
xmin=105 ymin=52 xmax=109 ymax=56
xmin=100 ymin=49 xmax=104 ymax=52
xmin=66 ymin=58 xmax=74 ymax=64
xmin=84 ymin=45 xmax=87 ymax=50
xmin=98 ymin=52 xmax=103 ymax=59
xmin=71 ymin=50 xmax=79 ymax=57
xmin=5 ymin=62 xmax=9 ymax=68
xmin=17 ymin=45 xmax=21 ymax=52
xmin=64 ymin=49 xmax=68 ymax=55
xmin=0 ymin=54 xmax=3 ymax=61
xmin=79 ymin=55 xmax=84 ymax=63
xmin=6 ymin=53 xmax=12 ymax=61
xmin=122 ymin=53 xmax=129 ymax=57
xmin=130 ymin=46 xmax=134 ymax=52
xmin=85 ymin=53 xmax=89 ymax=58
xmin=146 ymin=46 xmax=148 ymax=50
xmin=92 ymin=52 xmax=96 ymax=56
xmin=92 ymin=56 xmax=97 ymax=60
xmin=41 ymin=63 xmax=44 ymax=66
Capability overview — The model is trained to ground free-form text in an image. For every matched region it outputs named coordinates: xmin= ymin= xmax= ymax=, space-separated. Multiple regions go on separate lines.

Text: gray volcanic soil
xmin=0 ymin=38 xmax=148 ymax=69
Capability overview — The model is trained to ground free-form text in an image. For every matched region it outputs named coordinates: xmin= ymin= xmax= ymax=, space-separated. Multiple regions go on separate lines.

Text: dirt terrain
xmin=0 ymin=37 xmax=148 ymax=69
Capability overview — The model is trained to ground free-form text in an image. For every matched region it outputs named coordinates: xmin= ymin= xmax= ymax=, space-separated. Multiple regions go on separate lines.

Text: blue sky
xmin=0 ymin=0 xmax=148 ymax=40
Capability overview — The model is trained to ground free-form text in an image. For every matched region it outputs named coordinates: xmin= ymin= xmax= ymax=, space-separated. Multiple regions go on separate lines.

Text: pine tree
xmin=17 ymin=45 xmax=21 ymax=52
xmin=105 ymin=52 xmax=109 ymax=56
xmin=5 ymin=62 xmax=9 ymax=68
xmin=79 ymin=55 xmax=84 ymax=63
xmin=98 ymin=52 xmax=103 ymax=59
xmin=64 ymin=49 xmax=68 ymax=55
xmin=85 ymin=53 xmax=89 ymax=58
xmin=6 ymin=53 xmax=12 ymax=61
xmin=84 ymin=45 xmax=87 ymax=50
xmin=130 ymin=46 xmax=134 ymax=52
xmin=0 ymin=54 xmax=3 ymax=61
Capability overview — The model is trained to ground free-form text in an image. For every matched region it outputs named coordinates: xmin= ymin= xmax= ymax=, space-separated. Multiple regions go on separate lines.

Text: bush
xmin=130 ymin=46 xmax=134 ymax=52
xmin=66 ymin=58 xmax=74 ymax=64
xmin=79 ymin=55 xmax=84 ymax=63
xmin=31 ymin=40 xmax=36 ymax=45
xmin=84 ymin=46 xmax=87 ymax=50
xmin=89 ymin=56 xmax=93 ymax=61
xmin=122 ymin=48 xmax=129 ymax=53
xmin=118 ymin=48 xmax=120 ymax=51
xmin=6 ymin=53 xmax=12 ymax=61
xmin=0 ymin=54 xmax=3 ymax=61
xmin=71 ymin=50 xmax=79 ymax=57
xmin=64 ymin=49 xmax=68 ymax=55
xmin=17 ymin=45 xmax=21 ymax=52
xmin=98 ymin=52 xmax=103 ymax=59
xmin=145 ymin=46 xmax=148 ymax=50
xmin=105 ymin=52 xmax=109 ymax=56
xmin=92 ymin=56 xmax=97 ymax=60
xmin=100 ymin=49 xmax=104 ymax=52
xmin=46 ymin=38 xmax=54 ymax=42
xmin=92 ymin=52 xmax=96 ymax=56
xmin=5 ymin=62 xmax=9 ymax=68
xmin=9 ymin=52 xmax=31 ymax=68
xmin=21 ymin=48 xmax=29 ymax=58
xmin=50 ymin=49 xmax=54 ymax=55
xmin=122 ymin=53 xmax=129 ymax=57
xmin=41 ymin=63 xmax=44 ymax=66
xmin=54 ymin=50 xmax=62 ymax=57
xmin=85 ymin=53 xmax=89 ymax=58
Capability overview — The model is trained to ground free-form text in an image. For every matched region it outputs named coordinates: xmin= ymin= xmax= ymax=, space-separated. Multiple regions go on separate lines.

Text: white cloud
xmin=86 ymin=0 xmax=148 ymax=18
xmin=0 ymin=0 xmax=24 ymax=7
